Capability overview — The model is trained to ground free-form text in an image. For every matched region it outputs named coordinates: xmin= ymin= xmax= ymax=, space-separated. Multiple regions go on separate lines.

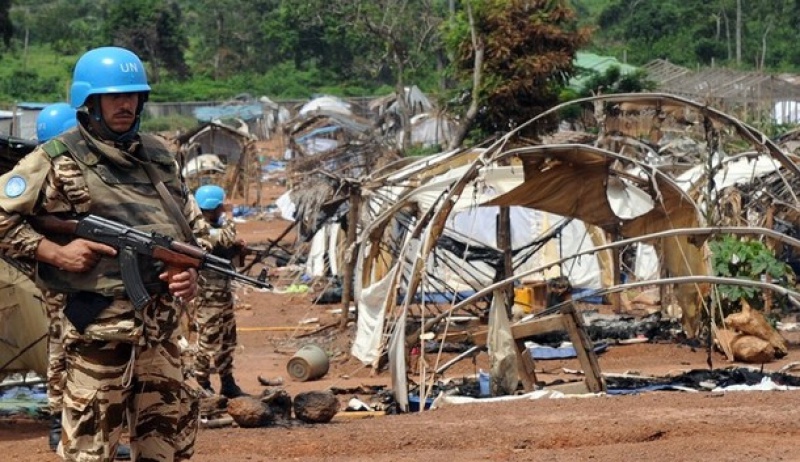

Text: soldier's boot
xmin=48 ymin=414 xmax=61 ymax=452
xmin=197 ymin=377 xmax=215 ymax=395
xmin=219 ymin=374 xmax=246 ymax=398
xmin=114 ymin=443 xmax=132 ymax=460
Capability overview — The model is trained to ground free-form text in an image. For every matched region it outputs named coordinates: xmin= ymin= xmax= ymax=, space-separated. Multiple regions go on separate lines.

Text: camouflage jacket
xmin=0 ymin=123 xmax=211 ymax=296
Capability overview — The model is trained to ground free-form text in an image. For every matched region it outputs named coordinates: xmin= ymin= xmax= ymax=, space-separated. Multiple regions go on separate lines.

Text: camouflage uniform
xmin=44 ymin=290 xmax=66 ymax=415
xmin=0 ymin=124 xmax=209 ymax=462
xmin=175 ymin=324 xmax=201 ymax=461
xmin=193 ymin=218 xmax=239 ymax=383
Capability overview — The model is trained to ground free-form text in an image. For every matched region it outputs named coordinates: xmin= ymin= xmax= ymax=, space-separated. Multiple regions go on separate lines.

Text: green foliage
xmin=0 ymin=69 xmax=60 ymax=101
xmin=445 ymin=0 xmax=592 ymax=139
xmin=0 ymin=45 xmax=72 ymax=103
xmin=588 ymin=0 xmax=800 ymax=70
xmin=576 ymin=66 xmax=656 ymax=97
xmin=7 ymin=0 xmax=800 ymax=112
xmin=140 ymin=113 xmax=197 ymax=133
xmin=104 ymin=0 xmax=190 ymax=82
xmin=709 ymin=235 xmax=794 ymax=314
xmin=405 ymin=144 xmax=443 ymax=157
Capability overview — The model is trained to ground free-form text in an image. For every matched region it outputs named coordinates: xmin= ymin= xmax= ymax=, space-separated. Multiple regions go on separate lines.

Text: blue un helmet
xmin=70 ymin=47 xmax=151 ymax=141
xmin=36 ymin=103 xmax=77 ymax=143
xmin=195 ymin=185 xmax=226 ymax=211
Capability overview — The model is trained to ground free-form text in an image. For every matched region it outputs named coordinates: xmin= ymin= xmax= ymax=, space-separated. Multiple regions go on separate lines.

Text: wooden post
xmin=339 ymin=182 xmax=361 ymax=329
xmin=515 ymin=337 xmax=538 ymax=391
xmin=763 ymin=206 xmax=774 ymax=314
xmin=610 ymin=230 xmax=622 ymax=313
xmin=468 ymin=305 xmax=604 ymax=394
xmin=561 ymin=303 xmax=605 ymax=393
xmin=497 ymin=206 xmax=514 ymax=318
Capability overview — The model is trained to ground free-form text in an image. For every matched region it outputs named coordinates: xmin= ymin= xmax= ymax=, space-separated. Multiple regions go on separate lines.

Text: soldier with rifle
xmin=0 ymin=46 xmax=262 ymax=462
xmin=35 ymin=102 xmax=132 ymax=460
xmin=191 ymin=184 xmax=247 ymax=398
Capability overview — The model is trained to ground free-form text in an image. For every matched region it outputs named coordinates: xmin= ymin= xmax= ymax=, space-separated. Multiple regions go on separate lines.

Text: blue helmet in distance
xmin=70 ymin=46 xmax=151 ymax=109
xmin=195 ymin=185 xmax=225 ymax=211
xmin=36 ymin=103 xmax=78 ymax=143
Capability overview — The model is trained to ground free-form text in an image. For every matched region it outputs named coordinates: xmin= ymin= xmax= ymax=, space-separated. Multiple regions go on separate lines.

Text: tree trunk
xmin=736 ymin=0 xmax=742 ymax=65
xmin=393 ymin=51 xmax=412 ymax=151
xmin=340 ymin=184 xmax=360 ymax=330
xmin=760 ymin=21 xmax=773 ymax=70
xmin=723 ymin=7 xmax=732 ymax=60
xmin=448 ymin=3 xmax=483 ymax=150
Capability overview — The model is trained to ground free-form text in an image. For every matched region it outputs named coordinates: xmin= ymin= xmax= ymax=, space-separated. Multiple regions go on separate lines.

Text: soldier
xmin=192 ymin=184 xmax=247 ymax=398
xmin=0 ymin=47 xmax=205 ymax=461
xmin=36 ymin=103 xmax=133 ymax=460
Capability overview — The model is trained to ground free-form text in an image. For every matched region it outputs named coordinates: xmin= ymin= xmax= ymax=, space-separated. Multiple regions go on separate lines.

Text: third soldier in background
xmin=192 ymin=184 xmax=247 ymax=398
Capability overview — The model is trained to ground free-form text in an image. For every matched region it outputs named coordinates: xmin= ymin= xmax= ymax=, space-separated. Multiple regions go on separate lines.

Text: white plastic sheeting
xmin=400 ymin=114 xmax=458 ymax=148
xmin=274 ymin=190 xmax=296 ymax=221
xmin=181 ymin=154 xmax=225 ymax=178
xmin=351 ymin=269 xmax=396 ymax=365
xmin=633 ymin=153 xmax=782 ymax=281
xmin=299 ymin=96 xmax=352 ymax=116
xmin=773 ymin=101 xmax=800 ymax=125
xmin=306 ymin=222 xmax=341 ymax=277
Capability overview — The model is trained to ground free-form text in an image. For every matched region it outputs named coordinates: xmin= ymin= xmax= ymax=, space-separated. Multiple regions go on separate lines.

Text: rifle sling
xmin=141 ymin=162 xmax=199 ymax=246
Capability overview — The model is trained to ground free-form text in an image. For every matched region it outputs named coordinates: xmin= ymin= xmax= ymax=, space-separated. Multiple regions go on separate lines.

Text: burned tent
xmin=281 ymin=108 xmax=400 ymax=260
xmin=175 ymin=121 xmax=259 ymax=199
xmin=349 ymin=93 xmax=800 ymax=409
xmin=194 ymin=94 xmax=288 ymax=141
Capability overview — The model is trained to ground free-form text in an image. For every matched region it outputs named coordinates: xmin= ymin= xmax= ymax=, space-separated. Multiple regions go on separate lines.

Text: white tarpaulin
xmin=351 ymin=268 xmax=396 ymax=365
xmin=299 ymin=96 xmax=352 ymax=116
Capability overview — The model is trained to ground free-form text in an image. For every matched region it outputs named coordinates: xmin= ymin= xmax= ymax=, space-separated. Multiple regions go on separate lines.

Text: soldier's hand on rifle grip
xmin=160 ymin=267 xmax=198 ymax=301
xmin=36 ymin=237 xmax=117 ymax=272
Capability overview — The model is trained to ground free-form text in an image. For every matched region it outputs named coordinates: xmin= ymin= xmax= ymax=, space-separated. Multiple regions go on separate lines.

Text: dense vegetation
xmin=1 ymin=0 xmax=798 ymax=108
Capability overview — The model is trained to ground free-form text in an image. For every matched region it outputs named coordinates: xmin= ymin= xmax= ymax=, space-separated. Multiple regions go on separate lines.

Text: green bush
xmin=709 ymin=235 xmax=794 ymax=315
xmin=140 ymin=114 xmax=198 ymax=133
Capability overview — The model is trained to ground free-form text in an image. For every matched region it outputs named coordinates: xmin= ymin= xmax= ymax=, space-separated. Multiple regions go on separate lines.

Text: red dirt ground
xmin=2 ymin=173 xmax=800 ymax=461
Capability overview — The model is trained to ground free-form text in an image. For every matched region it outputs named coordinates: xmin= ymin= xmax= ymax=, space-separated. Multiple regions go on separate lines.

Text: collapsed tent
xmin=175 ymin=121 xmax=259 ymax=200
xmin=351 ymin=150 xmax=616 ymax=368
xmin=344 ymin=93 xmax=800 ymax=409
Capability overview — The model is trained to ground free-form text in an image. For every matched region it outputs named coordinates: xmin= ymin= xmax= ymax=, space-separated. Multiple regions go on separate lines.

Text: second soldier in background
xmin=192 ymin=184 xmax=247 ymax=398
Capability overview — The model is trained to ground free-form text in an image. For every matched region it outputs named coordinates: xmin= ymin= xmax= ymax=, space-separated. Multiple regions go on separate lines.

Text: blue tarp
xmin=295 ymin=126 xmax=340 ymax=142
xmin=528 ymin=341 xmax=609 ymax=360
xmin=0 ymin=383 xmax=48 ymax=417
xmin=194 ymin=104 xmax=263 ymax=122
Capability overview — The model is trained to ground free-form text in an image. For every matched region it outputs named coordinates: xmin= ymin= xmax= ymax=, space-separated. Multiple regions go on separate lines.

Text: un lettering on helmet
xmin=69 ymin=47 xmax=151 ymax=109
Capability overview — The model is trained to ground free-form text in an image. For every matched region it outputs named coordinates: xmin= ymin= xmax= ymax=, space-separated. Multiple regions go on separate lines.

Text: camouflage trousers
xmin=44 ymin=291 xmax=66 ymax=414
xmin=175 ymin=335 xmax=202 ymax=461
xmin=193 ymin=287 xmax=238 ymax=380
xmin=60 ymin=296 xmax=198 ymax=462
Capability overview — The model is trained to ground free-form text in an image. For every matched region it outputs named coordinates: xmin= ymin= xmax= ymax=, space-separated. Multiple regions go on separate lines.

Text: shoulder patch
xmin=42 ymin=139 xmax=69 ymax=159
xmin=4 ymin=175 xmax=27 ymax=198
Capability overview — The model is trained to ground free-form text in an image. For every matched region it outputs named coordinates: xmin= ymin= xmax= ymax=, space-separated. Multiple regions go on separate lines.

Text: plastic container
xmin=286 ymin=344 xmax=329 ymax=381
xmin=407 ymin=394 xmax=433 ymax=412
xmin=479 ymin=370 xmax=491 ymax=397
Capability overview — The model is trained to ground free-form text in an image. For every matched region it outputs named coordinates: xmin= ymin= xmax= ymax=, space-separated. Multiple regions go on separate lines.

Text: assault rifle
xmin=31 ymin=214 xmax=271 ymax=309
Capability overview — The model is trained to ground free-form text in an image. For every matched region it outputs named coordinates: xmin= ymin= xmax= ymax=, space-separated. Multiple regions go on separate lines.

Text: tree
xmin=322 ymin=0 xmax=444 ymax=149
xmin=183 ymin=0 xmax=280 ymax=79
xmin=0 ymin=0 xmax=11 ymax=48
xmin=105 ymin=0 xmax=190 ymax=82
xmin=445 ymin=0 xmax=591 ymax=145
